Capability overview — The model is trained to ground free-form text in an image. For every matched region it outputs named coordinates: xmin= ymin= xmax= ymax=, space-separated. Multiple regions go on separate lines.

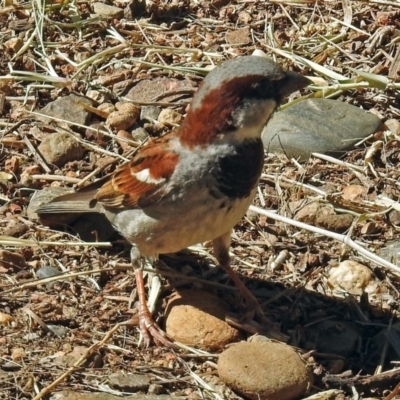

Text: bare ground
xmin=2 ymin=0 xmax=400 ymax=399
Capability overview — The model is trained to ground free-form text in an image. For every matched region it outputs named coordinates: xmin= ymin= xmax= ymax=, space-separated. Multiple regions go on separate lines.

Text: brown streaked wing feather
xmin=96 ymin=135 xmax=179 ymax=209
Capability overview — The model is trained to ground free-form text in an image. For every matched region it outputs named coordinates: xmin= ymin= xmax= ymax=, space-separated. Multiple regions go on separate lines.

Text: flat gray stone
xmin=39 ymin=94 xmax=93 ymax=128
xmin=109 ymin=372 xmax=151 ymax=392
xmin=262 ymin=98 xmax=383 ymax=161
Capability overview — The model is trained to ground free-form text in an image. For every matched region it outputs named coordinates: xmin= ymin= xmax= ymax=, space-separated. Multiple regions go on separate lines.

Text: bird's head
xmin=179 ymin=56 xmax=310 ymax=147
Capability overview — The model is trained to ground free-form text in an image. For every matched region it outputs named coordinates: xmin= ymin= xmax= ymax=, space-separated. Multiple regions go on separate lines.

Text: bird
xmin=37 ymin=55 xmax=310 ymax=347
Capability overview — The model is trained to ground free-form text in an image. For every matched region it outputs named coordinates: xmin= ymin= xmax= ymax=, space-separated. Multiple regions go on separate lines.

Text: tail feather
xmin=37 ymin=190 xmax=103 ymax=214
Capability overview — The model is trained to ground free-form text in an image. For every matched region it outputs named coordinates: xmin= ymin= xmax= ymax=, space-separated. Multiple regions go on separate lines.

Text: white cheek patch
xmin=229 ymin=99 xmax=277 ymax=142
xmin=134 ymin=168 xmax=166 ymax=184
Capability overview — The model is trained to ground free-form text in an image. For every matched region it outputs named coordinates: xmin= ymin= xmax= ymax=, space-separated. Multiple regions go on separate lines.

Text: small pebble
xmin=341 ymin=185 xmax=367 ymax=201
xmin=107 ymin=102 xmax=140 ymax=131
xmin=328 ymin=260 xmax=378 ymax=295
xmin=384 ymin=118 xmax=400 ymax=135
xmin=36 ymin=266 xmax=62 ymax=280
xmin=38 ymin=132 xmax=86 ymax=167
xmin=158 ymin=108 xmax=183 ymax=127
xmin=0 ymin=312 xmax=14 ymax=325
xmin=131 ymin=127 xmax=149 ymax=142
xmin=141 ymin=105 xmax=161 ymax=122
xmin=4 ymin=37 xmax=23 ymax=53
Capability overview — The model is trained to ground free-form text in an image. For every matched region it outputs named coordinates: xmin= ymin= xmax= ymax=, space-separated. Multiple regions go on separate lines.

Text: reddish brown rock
xmin=165 ymin=290 xmax=242 ymax=351
xmin=218 ymin=341 xmax=313 ymax=400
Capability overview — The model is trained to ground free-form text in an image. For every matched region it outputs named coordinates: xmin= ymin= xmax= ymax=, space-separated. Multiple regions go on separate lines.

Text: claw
xmin=138 ymin=294 xmax=175 ymax=348
xmin=134 ymin=259 xmax=175 ymax=348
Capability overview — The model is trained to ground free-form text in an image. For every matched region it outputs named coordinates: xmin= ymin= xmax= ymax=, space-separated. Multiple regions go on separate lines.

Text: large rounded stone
xmin=165 ymin=290 xmax=242 ymax=351
xmin=262 ymin=98 xmax=383 ymax=161
xmin=218 ymin=341 xmax=313 ymax=400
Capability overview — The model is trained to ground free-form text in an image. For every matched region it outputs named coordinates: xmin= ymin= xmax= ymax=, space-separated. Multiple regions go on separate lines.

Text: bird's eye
xmin=248 ymin=80 xmax=271 ymax=98
xmin=250 ymin=82 xmax=261 ymax=90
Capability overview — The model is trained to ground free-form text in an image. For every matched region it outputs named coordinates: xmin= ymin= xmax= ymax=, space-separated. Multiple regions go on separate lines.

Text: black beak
xmin=278 ymin=71 xmax=311 ymax=99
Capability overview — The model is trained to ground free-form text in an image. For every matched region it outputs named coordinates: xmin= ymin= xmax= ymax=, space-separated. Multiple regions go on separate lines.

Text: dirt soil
xmin=2 ymin=0 xmax=400 ymax=399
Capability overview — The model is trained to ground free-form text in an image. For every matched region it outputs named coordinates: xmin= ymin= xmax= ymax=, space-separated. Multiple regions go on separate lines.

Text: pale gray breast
xmin=108 ymin=190 xmax=253 ymax=257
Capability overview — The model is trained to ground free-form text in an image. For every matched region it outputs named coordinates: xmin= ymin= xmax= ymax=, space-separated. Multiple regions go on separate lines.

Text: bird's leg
xmin=131 ymin=246 xmax=174 ymax=348
xmin=212 ymin=231 xmax=266 ymax=321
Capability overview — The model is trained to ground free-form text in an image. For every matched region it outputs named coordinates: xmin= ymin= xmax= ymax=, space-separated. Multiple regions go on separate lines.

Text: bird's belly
xmin=108 ymin=195 xmax=254 ymax=257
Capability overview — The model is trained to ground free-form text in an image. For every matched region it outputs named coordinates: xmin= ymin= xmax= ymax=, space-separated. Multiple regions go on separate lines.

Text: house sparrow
xmin=37 ymin=56 xmax=310 ymax=346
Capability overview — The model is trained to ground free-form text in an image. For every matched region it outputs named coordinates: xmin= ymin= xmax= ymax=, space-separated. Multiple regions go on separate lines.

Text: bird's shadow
xmin=159 ymin=249 xmax=400 ymax=381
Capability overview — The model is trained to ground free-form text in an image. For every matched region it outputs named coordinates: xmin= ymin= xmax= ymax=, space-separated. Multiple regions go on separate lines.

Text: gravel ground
xmin=2 ymin=1 xmax=400 ymax=399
